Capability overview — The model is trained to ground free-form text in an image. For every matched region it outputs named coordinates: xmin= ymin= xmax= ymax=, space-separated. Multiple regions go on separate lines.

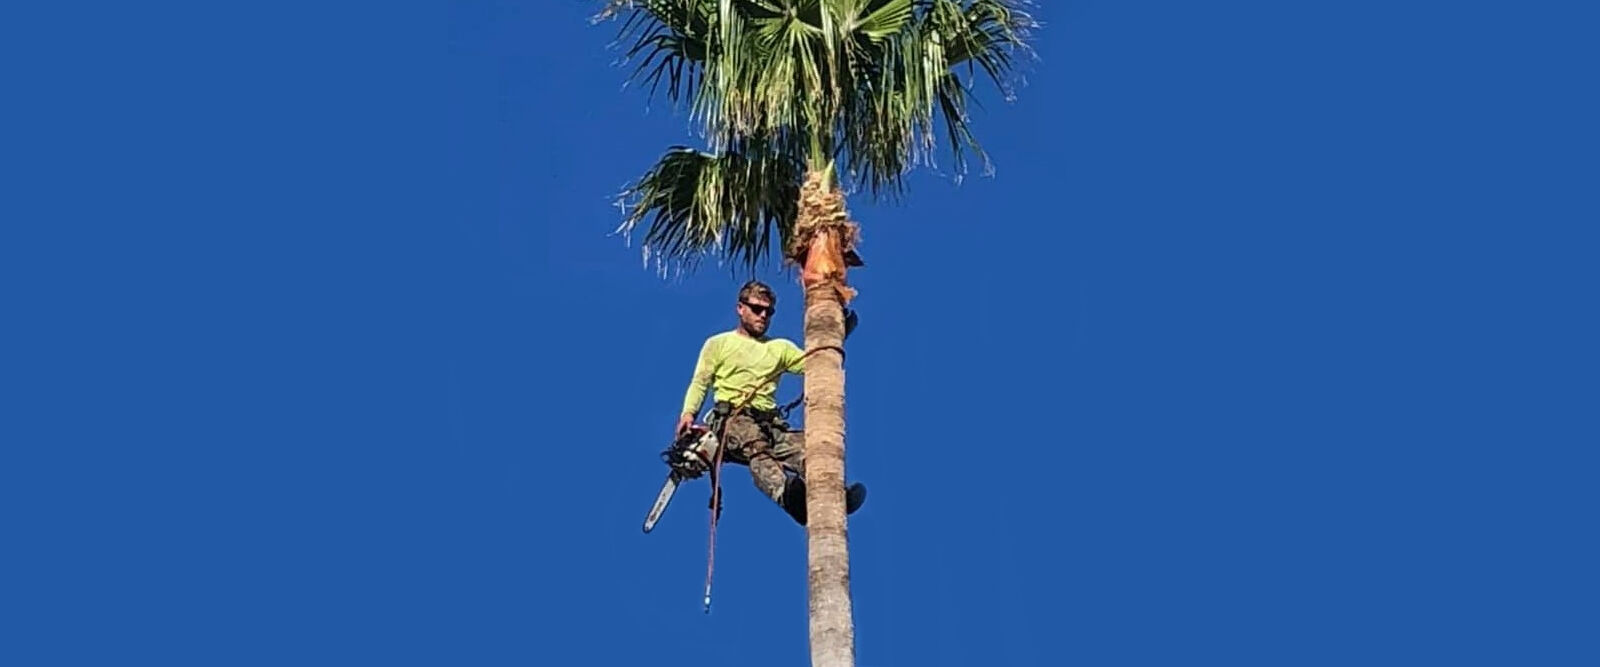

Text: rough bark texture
xmin=792 ymin=169 xmax=857 ymax=667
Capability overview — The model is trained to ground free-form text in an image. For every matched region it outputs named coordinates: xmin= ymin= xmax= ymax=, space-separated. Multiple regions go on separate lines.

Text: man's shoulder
xmin=699 ymin=330 xmax=742 ymax=351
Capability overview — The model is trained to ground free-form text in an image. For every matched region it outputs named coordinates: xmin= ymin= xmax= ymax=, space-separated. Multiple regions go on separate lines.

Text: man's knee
xmin=772 ymin=430 xmax=805 ymax=467
xmin=748 ymin=455 xmax=788 ymax=502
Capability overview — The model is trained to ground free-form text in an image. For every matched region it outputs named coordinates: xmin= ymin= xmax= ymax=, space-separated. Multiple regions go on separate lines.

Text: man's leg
xmin=720 ymin=415 xmax=790 ymax=504
xmin=767 ymin=429 xmax=810 ymax=524
xmin=746 ymin=446 xmax=792 ymax=506
xmin=767 ymin=429 xmax=866 ymax=525
xmin=730 ymin=421 xmax=815 ymax=525
xmin=770 ymin=428 xmax=806 ymax=477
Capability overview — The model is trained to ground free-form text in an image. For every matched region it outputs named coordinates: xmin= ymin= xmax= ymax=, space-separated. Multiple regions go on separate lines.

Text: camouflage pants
xmin=717 ymin=412 xmax=805 ymax=504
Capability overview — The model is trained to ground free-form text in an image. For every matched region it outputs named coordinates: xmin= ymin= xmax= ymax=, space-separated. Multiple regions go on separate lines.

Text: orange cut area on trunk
xmin=802 ymin=229 xmax=857 ymax=303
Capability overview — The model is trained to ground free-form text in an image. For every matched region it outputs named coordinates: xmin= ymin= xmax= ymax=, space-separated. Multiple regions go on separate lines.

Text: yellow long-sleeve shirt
xmin=681 ymin=330 xmax=806 ymax=416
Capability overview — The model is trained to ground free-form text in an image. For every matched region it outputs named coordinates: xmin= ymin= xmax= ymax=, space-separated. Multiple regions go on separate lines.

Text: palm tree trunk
xmin=802 ymin=280 xmax=852 ymax=667
xmin=792 ymin=168 xmax=858 ymax=667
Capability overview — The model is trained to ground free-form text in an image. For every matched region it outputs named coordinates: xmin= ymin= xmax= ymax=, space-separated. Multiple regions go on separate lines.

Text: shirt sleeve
xmin=782 ymin=339 xmax=807 ymax=374
xmin=681 ymin=337 xmax=718 ymax=416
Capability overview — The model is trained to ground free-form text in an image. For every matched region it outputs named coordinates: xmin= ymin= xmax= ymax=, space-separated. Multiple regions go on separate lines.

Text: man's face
xmin=738 ymin=296 xmax=774 ymax=336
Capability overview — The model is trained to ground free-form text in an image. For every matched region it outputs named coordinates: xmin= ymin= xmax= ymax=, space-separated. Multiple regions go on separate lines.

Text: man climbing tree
xmin=678 ymin=280 xmax=866 ymax=526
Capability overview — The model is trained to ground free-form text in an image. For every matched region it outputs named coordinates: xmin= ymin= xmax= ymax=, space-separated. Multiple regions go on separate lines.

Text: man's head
xmin=735 ymin=280 xmax=777 ymax=337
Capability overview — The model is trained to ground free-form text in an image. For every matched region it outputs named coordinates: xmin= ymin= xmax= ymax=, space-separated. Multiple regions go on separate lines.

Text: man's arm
xmin=781 ymin=339 xmax=807 ymax=375
xmin=680 ymin=337 xmax=719 ymax=418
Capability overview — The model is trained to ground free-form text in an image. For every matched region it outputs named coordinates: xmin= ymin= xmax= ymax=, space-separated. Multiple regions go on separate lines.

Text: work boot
xmin=777 ymin=478 xmax=868 ymax=526
xmin=846 ymin=482 xmax=867 ymax=514
xmin=778 ymin=477 xmax=808 ymax=525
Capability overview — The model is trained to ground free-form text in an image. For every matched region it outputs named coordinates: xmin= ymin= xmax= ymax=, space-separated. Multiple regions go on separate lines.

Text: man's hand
xmin=675 ymin=413 xmax=696 ymax=438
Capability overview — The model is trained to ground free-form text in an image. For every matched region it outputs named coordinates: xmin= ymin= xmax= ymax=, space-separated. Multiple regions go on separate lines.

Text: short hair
xmin=737 ymin=279 xmax=776 ymax=305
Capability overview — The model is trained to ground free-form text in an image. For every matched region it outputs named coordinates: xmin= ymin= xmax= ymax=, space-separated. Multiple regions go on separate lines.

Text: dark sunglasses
xmin=740 ymin=300 xmax=774 ymax=316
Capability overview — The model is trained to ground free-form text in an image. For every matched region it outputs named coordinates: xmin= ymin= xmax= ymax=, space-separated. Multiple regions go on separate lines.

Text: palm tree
xmin=594 ymin=2 xmax=1033 ymax=665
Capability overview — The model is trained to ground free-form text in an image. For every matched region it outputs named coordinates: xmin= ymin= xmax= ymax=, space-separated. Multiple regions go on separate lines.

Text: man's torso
xmin=703 ymin=331 xmax=801 ymax=411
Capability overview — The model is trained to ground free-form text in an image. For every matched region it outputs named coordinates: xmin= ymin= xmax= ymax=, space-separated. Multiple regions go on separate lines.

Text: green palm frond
xmin=854 ymin=0 xmax=917 ymax=41
xmin=839 ymin=0 xmax=1036 ymax=195
xmin=600 ymin=0 xmax=1033 ymax=179
xmin=603 ymin=1 xmax=837 ymax=156
xmin=939 ymin=0 xmax=1033 ymax=87
xmin=709 ymin=1 xmax=833 ymax=155
xmin=604 ymin=1 xmax=717 ymax=109
xmin=615 ymin=138 xmax=803 ymax=275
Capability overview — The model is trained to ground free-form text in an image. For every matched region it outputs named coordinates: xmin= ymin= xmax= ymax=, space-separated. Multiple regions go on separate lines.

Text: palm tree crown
xmin=599 ymin=0 xmax=1035 ymax=273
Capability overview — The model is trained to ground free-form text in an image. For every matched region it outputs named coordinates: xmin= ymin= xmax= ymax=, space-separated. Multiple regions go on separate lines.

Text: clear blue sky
xmin=5 ymin=1 xmax=1595 ymax=665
